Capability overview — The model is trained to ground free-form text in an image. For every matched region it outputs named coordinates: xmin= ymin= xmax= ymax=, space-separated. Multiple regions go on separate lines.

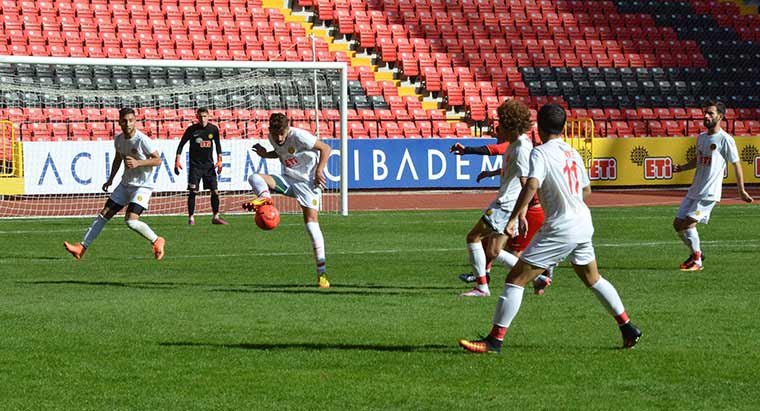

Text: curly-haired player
xmin=452 ymin=99 xmax=535 ymax=297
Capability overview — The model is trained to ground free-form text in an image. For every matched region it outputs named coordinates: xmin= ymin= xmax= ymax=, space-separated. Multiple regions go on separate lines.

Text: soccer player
xmin=64 ymin=108 xmax=166 ymax=260
xmin=458 ymin=103 xmax=641 ymax=354
xmin=672 ymin=100 xmax=753 ymax=271
xmin=174 ymin=107 xmax=228 ymax=226
xmin=453 ymin=99 xmax=533 ymax=297
xmin=244 ymin=112 xmax=332 ymax=288
xmin=451 ymin=142 xmax=554 ymax=295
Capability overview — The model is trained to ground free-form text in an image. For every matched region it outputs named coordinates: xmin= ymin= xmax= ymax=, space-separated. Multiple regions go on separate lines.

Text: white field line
xmin=5 ymin=239 xmax=758 ymax=262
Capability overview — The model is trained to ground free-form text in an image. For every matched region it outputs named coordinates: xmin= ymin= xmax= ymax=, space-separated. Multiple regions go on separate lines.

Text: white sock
xmin=544 ymin=265 xmax=555 ymax=280
xmin=82 ymin=214 xmax=108 ymax=248
xmin=305 ymin=221 xmax=326 ymax=274
xmin=677 ymin=229 xmax=690 ymax=247
xmin=590 ymin=277 xmax=625 ymax=317
xmin=682 ymin=227 xmax=701 ymax=258
xmin=247 ymin=174 xmax=271 ymax=198
xmin=494 ymin=250 xmax=518 ymax=269
xmin=467 ymin=242 xmax=487 ymax=278
xmin=492 ymin=283 xmax=525 ymax=328
xmin=125 ymin=219 xmax=159 ymax=243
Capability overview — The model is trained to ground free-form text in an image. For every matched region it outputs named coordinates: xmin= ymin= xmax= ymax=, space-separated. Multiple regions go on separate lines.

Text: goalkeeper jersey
xmin=175 ymin=123 xmax=221 ymax=167
xmin=114 ymin=130 xmax=158 ymax=189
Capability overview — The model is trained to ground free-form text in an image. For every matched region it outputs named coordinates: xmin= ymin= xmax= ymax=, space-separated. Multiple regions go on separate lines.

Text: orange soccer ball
xmin=254 ymin=204 xmax=280 ymax=230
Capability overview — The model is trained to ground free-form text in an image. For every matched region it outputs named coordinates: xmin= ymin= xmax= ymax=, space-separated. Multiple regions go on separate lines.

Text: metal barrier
xmin=1 ymin=120 xmax=23 ymax=177
xmin=564 ymin=117 xmax=594 ymax=165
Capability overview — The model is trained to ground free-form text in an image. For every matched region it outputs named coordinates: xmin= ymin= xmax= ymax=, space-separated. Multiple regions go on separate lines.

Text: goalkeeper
xmin=174 ymin=107 xmax=228 ymax=225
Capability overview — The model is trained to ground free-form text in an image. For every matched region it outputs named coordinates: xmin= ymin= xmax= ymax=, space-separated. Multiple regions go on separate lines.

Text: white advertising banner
xmin=23 ymin=139 xmax=295 ymax=194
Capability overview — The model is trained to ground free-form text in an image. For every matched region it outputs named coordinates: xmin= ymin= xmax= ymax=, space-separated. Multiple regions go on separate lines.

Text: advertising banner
xmin=19 ymin=136 xmax=759 ymax=195
xmin=588 ymin=136 xmax=760 ymax=186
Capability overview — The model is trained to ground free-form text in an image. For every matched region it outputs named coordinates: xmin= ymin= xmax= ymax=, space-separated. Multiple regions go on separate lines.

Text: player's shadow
xmin=159 ymin=341 xmax=452 ymax=353
xmin=18 ymin=280 xmax=179 ymax=290
xmin=213 ymin=283 xmax=461 ymax=296
xmin=18 ymin=280 xmax=461 ymax=295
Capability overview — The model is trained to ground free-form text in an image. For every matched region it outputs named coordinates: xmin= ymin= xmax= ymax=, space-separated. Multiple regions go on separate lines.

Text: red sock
xmin=615 ymin=312 xmax=630 ymax=326
xmin=489 ymin=325 xmax=507 ymax=341
xmin=476 ymin=276 xmax=488 ymax=285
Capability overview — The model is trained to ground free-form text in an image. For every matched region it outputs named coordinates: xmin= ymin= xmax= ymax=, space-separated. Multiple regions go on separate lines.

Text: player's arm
xmin=252 ymin=143 xmax=278 ymax=158
xmin=174 ymin=127 xmax=191 ymax=174
xmin=103 ymin=151 xmax=122 ymax=191
xmin=450 ymin=142 xmax=508 ymax=156
xmin=213 ymin=126 xmax=223 ymax=174
xmin=450 ymin=143 xmax=489 ymax=155
xmin=506 ymin=177 xmax=539 ymax=237
xmin=312 ymin=139 xmax=331 ymax=188
xmin=732 ymin=161 xmax=754 ymax=203
xmin=582 ymin=184 xmax=592 ymax=201
xmin=125 ymin=151 xmax=161 ymax=169
xmin=476 ymin=169 xmax=501 ymax=182
xmin=672 ymin=157 xmax=697 ymax=173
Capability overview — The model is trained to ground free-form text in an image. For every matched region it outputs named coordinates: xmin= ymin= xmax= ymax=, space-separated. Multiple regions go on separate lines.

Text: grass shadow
xmin=160 ymin=341 xmax=453 ymax=353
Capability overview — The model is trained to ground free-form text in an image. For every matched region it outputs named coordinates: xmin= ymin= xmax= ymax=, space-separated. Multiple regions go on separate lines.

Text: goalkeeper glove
xmin=174 ymin=158 xmax=182 ymax=175
xmin=215 ymin=158 xmax=223 ymax=174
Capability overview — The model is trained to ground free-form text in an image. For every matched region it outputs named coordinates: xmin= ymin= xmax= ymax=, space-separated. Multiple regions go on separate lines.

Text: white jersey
xmin=114 ymin=130 xmax=158 ymax=188
xmin=494 ymin=134 xmax=532 ymax=211
xmin=269 ymin=127 xmax=319 ymax=183
xmin=528 ymin=138 xmax=593 ymax=241
xmin=686 ymin=129 xmax=739 ymax=201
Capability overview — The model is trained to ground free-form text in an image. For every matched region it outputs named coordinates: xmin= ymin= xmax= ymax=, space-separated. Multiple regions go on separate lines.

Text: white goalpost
xmin=0 ymin=55 xmax=349 ymax=218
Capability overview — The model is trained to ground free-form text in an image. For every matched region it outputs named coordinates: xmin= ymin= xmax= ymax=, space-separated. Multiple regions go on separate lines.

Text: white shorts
xmin=520 ymin=231 xmax=596 ymax=269
xmin=482 ymin=206 xmax=511 ymax=234
xmin=272 ymin=174 xmax=321 ymax=210
xmin=110 ymin=183 xmax=153 ymax=210
xmin=676 ymin=197 xmax=716 ymax=224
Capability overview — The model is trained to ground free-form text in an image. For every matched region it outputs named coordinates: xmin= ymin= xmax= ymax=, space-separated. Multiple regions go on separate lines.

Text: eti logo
xmin=644 ymin=157 xmax=672 ymax=180
xmin=588 ymin=158 xmax=617 ymax=181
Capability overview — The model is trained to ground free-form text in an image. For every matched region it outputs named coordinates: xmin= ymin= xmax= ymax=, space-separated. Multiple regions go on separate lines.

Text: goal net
xmin=0 ymin=56 xmax=348 ymax=218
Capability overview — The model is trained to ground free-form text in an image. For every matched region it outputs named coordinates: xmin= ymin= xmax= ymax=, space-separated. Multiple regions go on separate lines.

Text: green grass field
xmin=1 ymin=205 xmax=758 ymax=410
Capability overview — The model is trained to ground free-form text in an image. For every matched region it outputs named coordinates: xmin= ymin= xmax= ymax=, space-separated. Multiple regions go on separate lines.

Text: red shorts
xmin=507 ymin=205 xmax=545 ymax=252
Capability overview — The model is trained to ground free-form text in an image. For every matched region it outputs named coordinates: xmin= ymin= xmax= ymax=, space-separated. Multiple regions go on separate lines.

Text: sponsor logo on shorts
xmin=588 ymin=157 xmax=617 ymax=181
xmin=644 ymin=157 xmax=672 ymax=180
xmin=312 ymin=199 xmax=318 ymax=206
xmin=137 ymin=195 xmax=143 ymax=201
xmin=485 ymin=209 xmax=494 ymax=216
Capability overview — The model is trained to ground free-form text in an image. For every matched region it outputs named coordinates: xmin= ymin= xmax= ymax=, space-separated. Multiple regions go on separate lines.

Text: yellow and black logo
xmin=208 ymin=133 xmax=213 ymax=139
xmin=288 ymin=147 xmax=296 ymax=154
